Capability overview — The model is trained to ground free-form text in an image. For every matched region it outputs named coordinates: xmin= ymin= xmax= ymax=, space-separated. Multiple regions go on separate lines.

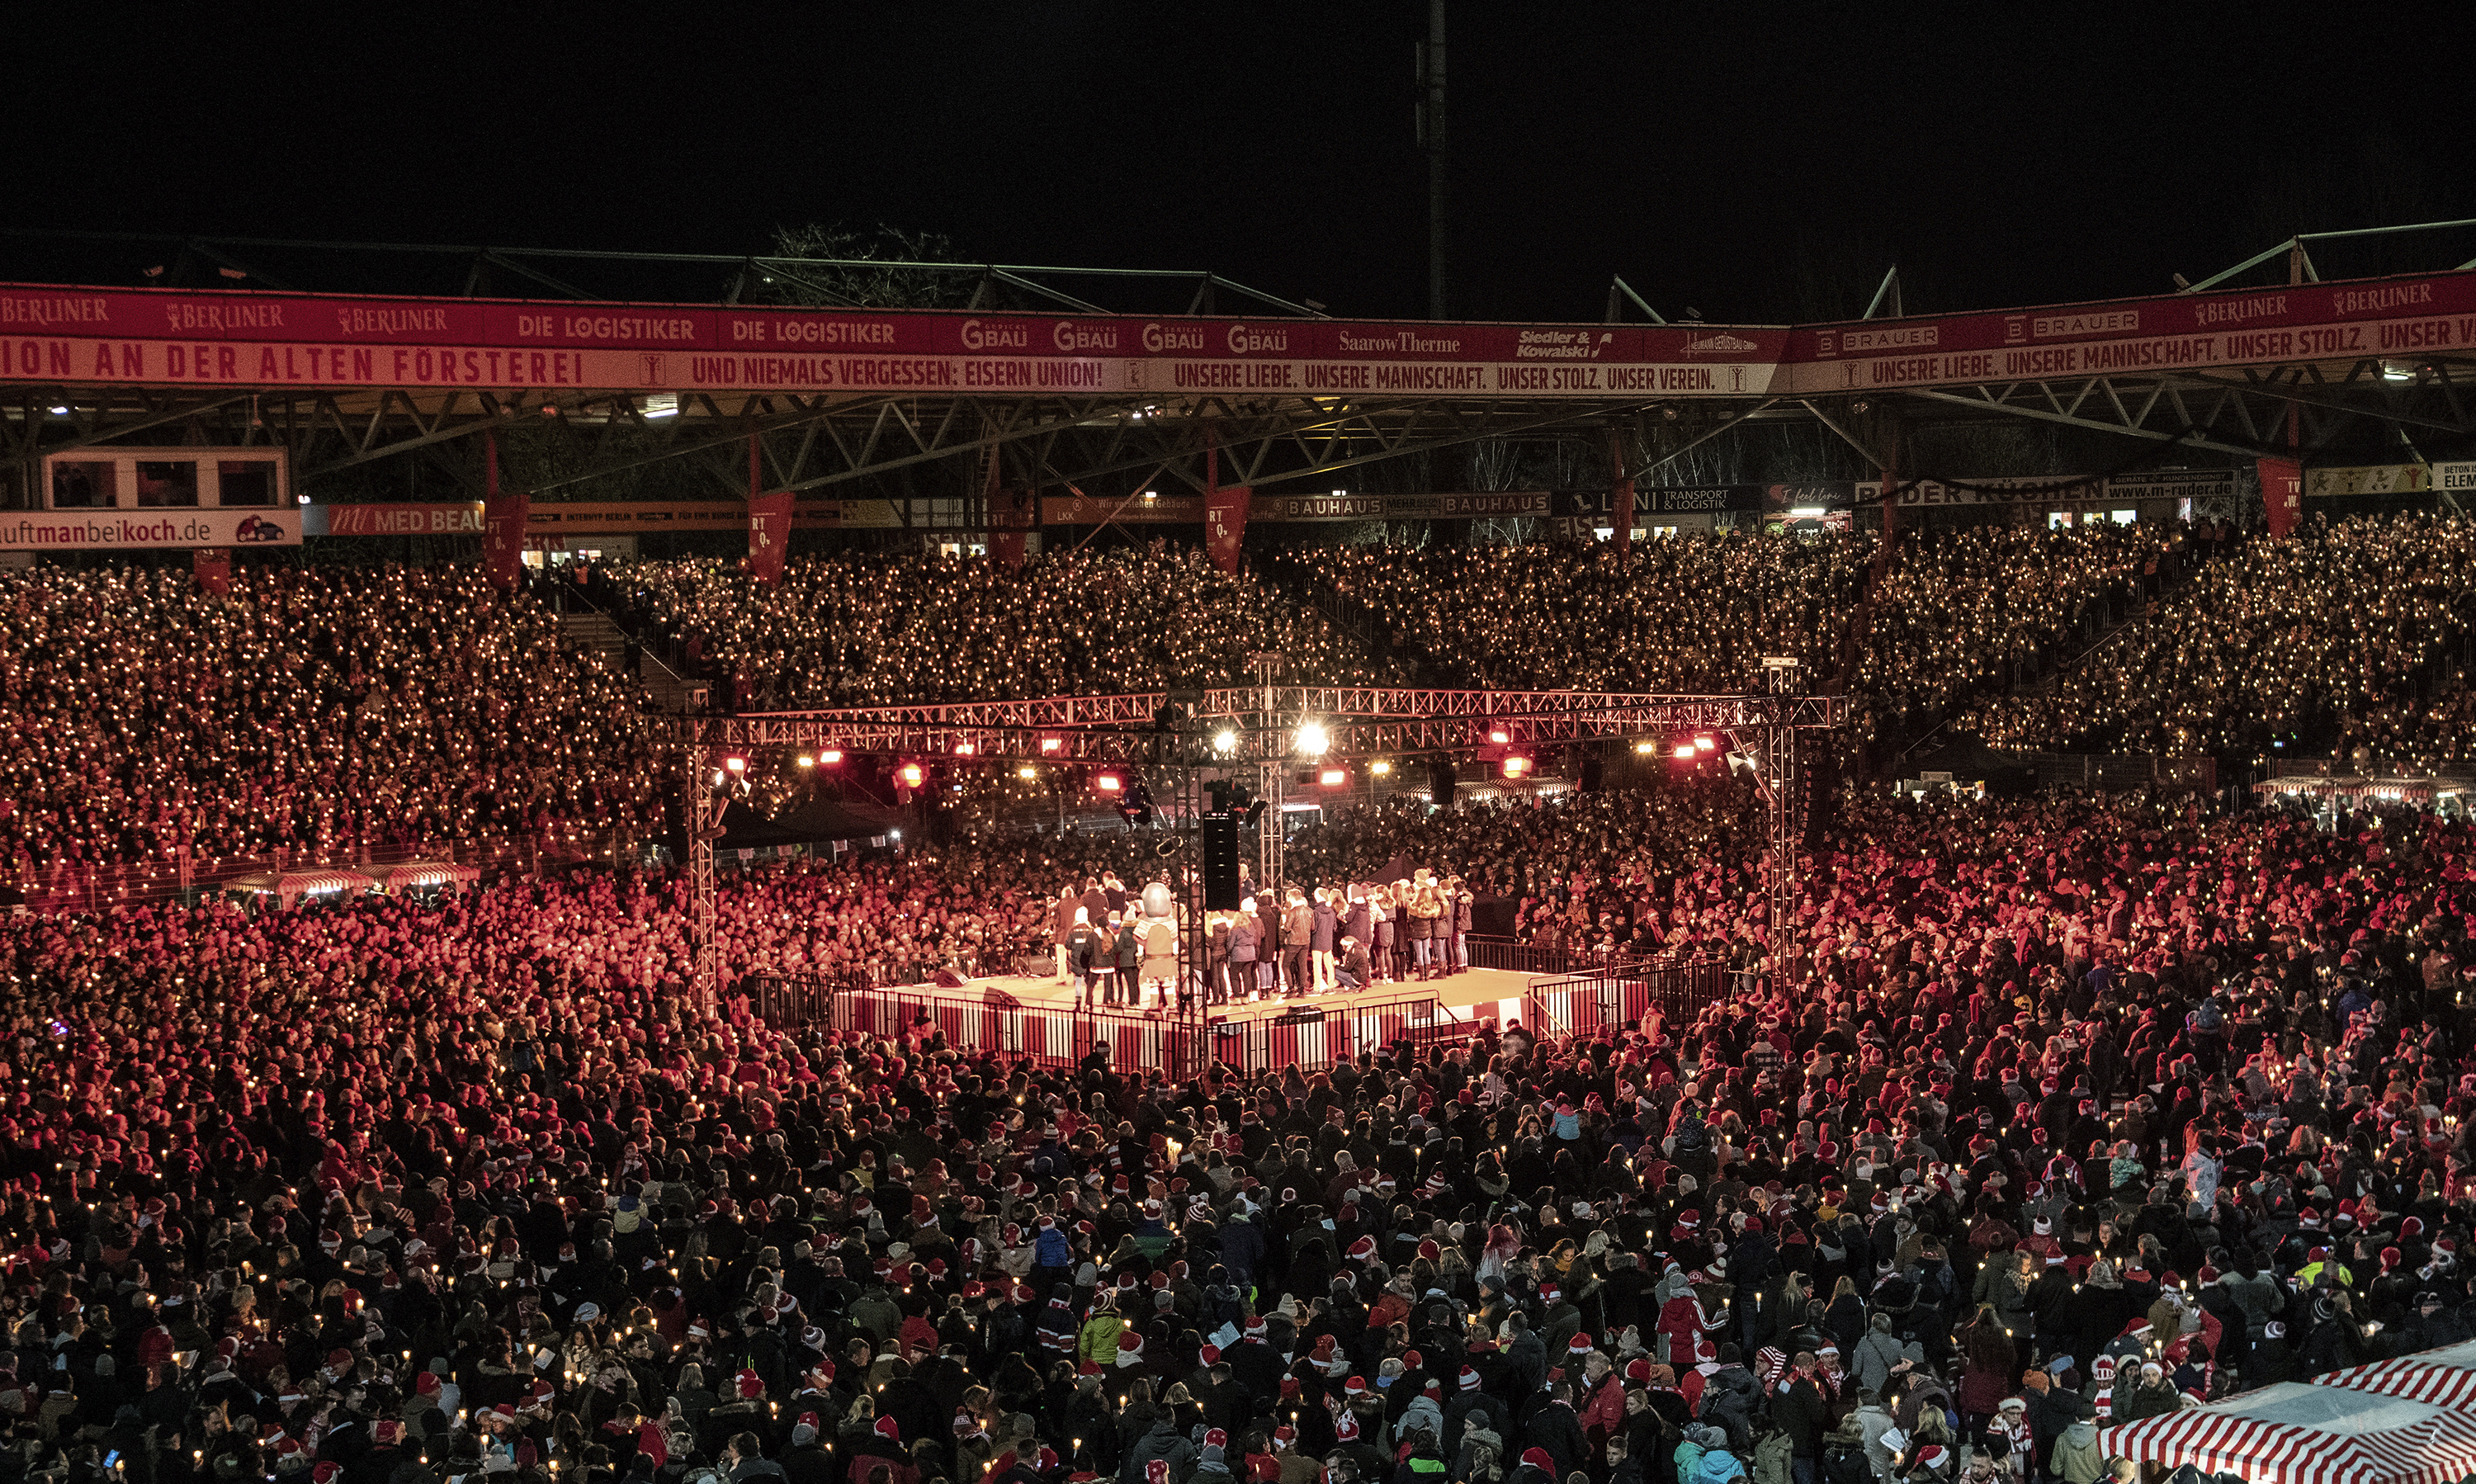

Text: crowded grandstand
xmin=2 ymin=224 xmax=2475 ymax=1484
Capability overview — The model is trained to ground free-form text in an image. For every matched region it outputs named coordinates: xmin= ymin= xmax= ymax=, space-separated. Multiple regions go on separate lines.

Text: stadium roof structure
xmin=3 ymin=223 xmax=2474 ymax=506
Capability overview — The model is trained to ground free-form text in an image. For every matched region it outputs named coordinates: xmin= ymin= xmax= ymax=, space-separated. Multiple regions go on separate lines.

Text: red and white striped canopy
xmin=2319 ymin=1340 xmax=2476 ymax=1409
xmin=2096 ymin=1382 xmax=2476 ymax=1484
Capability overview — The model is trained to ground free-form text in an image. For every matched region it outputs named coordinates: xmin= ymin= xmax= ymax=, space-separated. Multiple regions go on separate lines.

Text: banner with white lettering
xmin=1205 ymin=485 xmax=1251 ymax=574
xmin=2258 ymin=458 xmax=2301 ymax=539
xmin=0 ymin=286 xmax=1784 ymax=400
xmin=1781 ymin=274 xmax=2476 ymax=395
xmin=480 ymin=430 xmax=526 ymax=590
xmin=0 ymin=507 xmax=300 ymax=551
xmin=310 ymin=501 xmax=486 ymax=537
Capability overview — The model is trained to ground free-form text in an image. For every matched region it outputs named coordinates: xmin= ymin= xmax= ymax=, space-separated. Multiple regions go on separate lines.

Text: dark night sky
xmin=7 ymin=3 xmax=2474 ymax=324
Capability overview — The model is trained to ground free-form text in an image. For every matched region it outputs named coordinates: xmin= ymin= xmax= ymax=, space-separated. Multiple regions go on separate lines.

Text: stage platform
xmin=969 ymin=966 xmax=1534 ymax=1027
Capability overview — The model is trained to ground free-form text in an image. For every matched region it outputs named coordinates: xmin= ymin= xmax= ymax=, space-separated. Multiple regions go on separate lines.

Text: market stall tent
xmin=366 ymin=860 xmax=480 ymax=894
xmin=2096 ymin=1382 xmax=2476 ymax=1484
xmin=222 ymin=868 xmax=377 ymax=910
xmin=2318 ymin=1339 xmax=2476 ymax=1407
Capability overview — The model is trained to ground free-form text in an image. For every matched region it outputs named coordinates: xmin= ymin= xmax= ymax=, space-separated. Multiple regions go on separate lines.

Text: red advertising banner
xmin=7 ymin=269 xmax=2471 ymax=402
xmin=990 ymin=488 xmax=1035 ymax=573
xmin=746 ymin=432 xmax=788 ymax=584
xmin=2258 ymin=457 xmax=2302 ymax=539
xmin=1780 ymin=272 xmax=2476 ymax=395
xmin=1205 ymin=485 xmax=1252 ymax=574
xmin=0 ymin=283 xmax=1785 ymax=399
xmin=314 ymin=501 xmax=485 ymax=536
xmin=191 ymin=546 xmax=230 ymax=595
xmin=748 ymin=490 xmax=791 ymax=584
xmin=480 ymin=430 xmax=527 ymax=590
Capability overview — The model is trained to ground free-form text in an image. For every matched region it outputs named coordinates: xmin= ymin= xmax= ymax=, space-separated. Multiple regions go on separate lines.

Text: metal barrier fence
xmin=1524 ymin=956 xmax=1727 ymax=1041
xmin=1463 ymin=936 xmax=1661 ymax=976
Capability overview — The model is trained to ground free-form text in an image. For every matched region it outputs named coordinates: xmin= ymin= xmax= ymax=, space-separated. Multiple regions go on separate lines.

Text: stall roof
xmin=2096 ymin=1381 xmax=2476 ymax=1484
xmin=224 ymin=869 xmax=377 ymax=896
xmin=367 ymin=860 xmax=480 ymax=890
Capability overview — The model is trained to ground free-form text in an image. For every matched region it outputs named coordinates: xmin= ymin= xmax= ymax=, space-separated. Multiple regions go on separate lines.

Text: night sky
xmin=8 ymin=3 xmax=2474 ymax=325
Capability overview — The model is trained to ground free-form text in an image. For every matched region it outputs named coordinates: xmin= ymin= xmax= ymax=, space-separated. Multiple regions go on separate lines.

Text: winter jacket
xmin=1850 ymin=1332 xmax=1909 ymax=1397
xmin=2048 ymin=1421 xmax=2105 ymax=1484
xmin=1772 ymin=1377 xmax=1829 ymax=1457
xmin=1694 ymin=1450 xmax=1747 ymax=1484
xmin=1751 ymin=1434 xmax=1792 ymax=1484
xmin=1855 ymin=1405 xmax=1899 ymax=1482
xmin=1118 ymin=1418 xmax=1195 ymax=1484
xmin=1079 ymin=1311 xmax=1127 ymax=1365
xmin=1696 ymin=1365 xmax=1760 ymax=1450
xmin=1035 ymin=1226 xmax=1073 ymax=1269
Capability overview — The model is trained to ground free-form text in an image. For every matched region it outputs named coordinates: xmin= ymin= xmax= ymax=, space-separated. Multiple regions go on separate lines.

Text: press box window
xmin=52 ymin=460 xmax=116 ymax=508
xmin=135 ymin=461 xmax=200 ymax=508
xmin=217 ymin=461 xmax=279 ymax=507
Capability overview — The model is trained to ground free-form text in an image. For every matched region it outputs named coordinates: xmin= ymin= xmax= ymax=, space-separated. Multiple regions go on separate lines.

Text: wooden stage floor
xmin=968 ymin=966 xmax=1535 ymax=1028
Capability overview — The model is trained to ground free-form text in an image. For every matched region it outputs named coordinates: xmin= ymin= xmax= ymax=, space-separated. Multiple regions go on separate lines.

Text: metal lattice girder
xmin=1892 ymin=357 xmax=2476 ymax=458
xmin=701 ymin=688 xmax=1849 ymax=761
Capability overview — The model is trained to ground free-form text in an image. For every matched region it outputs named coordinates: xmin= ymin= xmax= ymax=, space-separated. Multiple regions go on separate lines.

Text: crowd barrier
xmin=1462 ymin=935 xmax=1649 ymax=976
xmin=1208 ymin=985 xmax=1472 ymax=1075
xmin=748 ymin=975 xmax=1463 ymax=1076
xmin=1523 ymin=956 xmax=1728 ymax=1040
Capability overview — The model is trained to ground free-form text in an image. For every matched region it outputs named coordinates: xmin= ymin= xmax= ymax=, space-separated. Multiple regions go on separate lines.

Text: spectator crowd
xmin=0 ymin=509 xmax=2473 ymax=1484
xmin=2 ymin=751 xmax=2474 ymax=1484
xmin=0 ymin=564 xmax=662 ymax=887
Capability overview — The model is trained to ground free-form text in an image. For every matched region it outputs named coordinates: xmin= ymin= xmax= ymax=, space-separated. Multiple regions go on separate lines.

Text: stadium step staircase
xmin=558 ymin=612 xmax=628 ymax=659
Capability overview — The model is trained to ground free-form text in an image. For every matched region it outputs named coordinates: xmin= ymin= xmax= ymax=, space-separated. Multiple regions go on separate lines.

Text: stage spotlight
xmin=1295 ymin=722 xmax=1329 ymax=756
xmin=1038 ymin=736 xmax=1064 ymax=755
xmin=1633 ymin=740 xmax=1658 ymax=755
xmin=1016 ymin=764 xmax=1037 ymax=780
xmin=796 ymin=754 xmax=815 ymax=768
xmin=952 ymin=740 xmax=976 ymax=756
xmin=1212 ymin=728 xmax=1238 ymax=754
xmin=1501 ymin=755 xmax=1533 ymax=780
xmin=897 ymin=763 xmax=925 ymax=789
xmin=724 ymin=756 xmax=746 ymax=773
xmin=1487 ymin=725 xmax=1510 ymax=744
xmin=1671 ymin=742 xmax=1697 ymax=761
xmin=1317 ymin=766 xmax=1349 ymax=788
xmin=1370 ymin=759 xmax=1392 ymax=776
xmin=1094 ymin=773 xmax=1123 ymax=794
xmin=1694 ymin=734 xmax=1718 ymax=752
xmin=817 ymin=749 xmax=843 ymax=765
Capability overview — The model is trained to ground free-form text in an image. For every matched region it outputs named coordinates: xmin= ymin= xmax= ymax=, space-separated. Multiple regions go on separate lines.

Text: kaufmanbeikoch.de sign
xmin=0 ymin=508 xmax=301 ymax=550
